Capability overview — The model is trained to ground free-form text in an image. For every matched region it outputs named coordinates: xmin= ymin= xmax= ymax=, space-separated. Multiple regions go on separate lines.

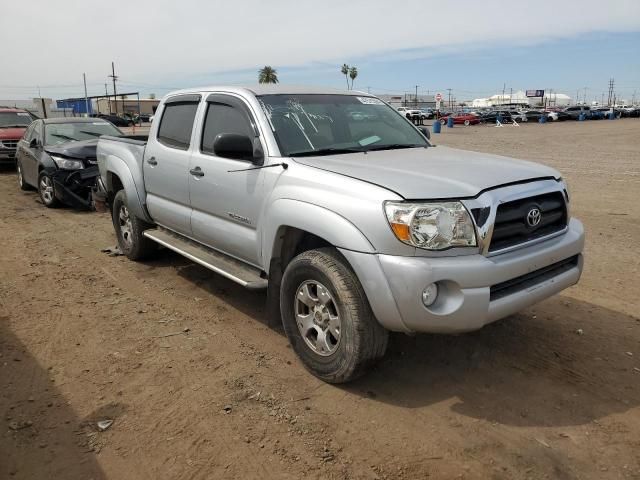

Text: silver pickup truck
xmin=97 ymin=86 xmax=584 ymax=383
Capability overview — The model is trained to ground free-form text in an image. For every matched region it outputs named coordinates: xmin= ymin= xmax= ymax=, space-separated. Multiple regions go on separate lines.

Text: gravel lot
xmin=1 ymin=119 xmax=639 ymax=479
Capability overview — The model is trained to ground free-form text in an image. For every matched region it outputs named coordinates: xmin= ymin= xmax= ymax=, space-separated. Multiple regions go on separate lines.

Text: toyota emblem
xmin=526 ymin=207 xmax=542 ymax=228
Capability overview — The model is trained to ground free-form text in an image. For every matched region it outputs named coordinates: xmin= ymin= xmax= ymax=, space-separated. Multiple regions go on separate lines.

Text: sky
xmin=1 ymin=0 xmax=639 ymax=103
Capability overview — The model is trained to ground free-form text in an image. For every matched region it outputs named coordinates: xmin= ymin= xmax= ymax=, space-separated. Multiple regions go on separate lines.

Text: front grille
xmin=489 ymin=192 xmax=567 ymax=252
xmin=1 ymin=140 xmax=18 ymax=150
xmin=490 ymin=255 xmax=579 ymax=301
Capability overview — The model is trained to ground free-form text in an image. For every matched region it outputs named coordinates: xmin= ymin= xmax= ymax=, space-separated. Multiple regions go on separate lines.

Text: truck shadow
xmin=152 ymin=252 xmax=640 ymax=429
xmin=0 ymin=317 xmax=107 ymax=479
xmin=345 ymin=297 xmax=640 ymax=427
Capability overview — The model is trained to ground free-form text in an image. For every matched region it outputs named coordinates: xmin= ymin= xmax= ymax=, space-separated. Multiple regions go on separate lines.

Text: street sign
xmin=526 ymin=90 xmax=545 ymax=97
xmin=435 ymin=93 xmax=443 ymax=101
xmin=436 ymin=100 xmax=441 ymax=110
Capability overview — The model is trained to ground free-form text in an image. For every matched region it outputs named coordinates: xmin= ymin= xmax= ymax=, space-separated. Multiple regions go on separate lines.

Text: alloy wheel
xmin=294 ymin=280 xmax=341 ymax=356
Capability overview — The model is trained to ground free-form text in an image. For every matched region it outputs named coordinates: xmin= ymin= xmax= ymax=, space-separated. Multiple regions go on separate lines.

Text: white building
xmin=472 ymin=91 xmax=572 ymax=108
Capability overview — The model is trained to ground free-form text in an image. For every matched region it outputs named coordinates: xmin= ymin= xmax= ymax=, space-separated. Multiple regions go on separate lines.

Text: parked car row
xmin=429 ymin=105 xmax=640 ymax=126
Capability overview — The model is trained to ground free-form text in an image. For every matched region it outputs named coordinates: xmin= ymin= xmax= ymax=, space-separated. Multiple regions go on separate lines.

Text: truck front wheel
xmin=112 ymin=190 xmax=157 ymax=260
xmin=280 ymin=248 xmax=388 ymax=383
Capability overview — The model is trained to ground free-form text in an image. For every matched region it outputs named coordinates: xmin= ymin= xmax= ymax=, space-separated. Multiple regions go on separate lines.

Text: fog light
xmin=421 ymin=283 xmax=438 ymax=307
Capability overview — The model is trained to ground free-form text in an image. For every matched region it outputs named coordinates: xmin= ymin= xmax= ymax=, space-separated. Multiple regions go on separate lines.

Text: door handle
xmin=147 ymin=156 xmax=158 ymax=166
xmin=189 ymin=167 xmax=205 ymax=177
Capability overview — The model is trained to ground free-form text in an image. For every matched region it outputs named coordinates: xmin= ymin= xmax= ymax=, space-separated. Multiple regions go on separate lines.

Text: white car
xmin=396 ymin=107 xmax=422 ymax=119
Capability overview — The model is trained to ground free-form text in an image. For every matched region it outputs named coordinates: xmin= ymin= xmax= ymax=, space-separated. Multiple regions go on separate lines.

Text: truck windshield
xmin=0 ymin=112 xmax=34 ymax=128
xmin=44 ymin=122 xmax=123 ymax=145
xmin=257 ymin=94 xmax=428 ymax=157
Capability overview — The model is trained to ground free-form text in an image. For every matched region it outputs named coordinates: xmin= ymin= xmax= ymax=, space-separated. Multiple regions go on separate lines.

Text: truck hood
xmin=45 ymin=139 xmax=99 ymax=160
xmin=0 ymin=127 xmax=27 ymax=140
xmin=293 ymin=146 xmax=560 ymax=199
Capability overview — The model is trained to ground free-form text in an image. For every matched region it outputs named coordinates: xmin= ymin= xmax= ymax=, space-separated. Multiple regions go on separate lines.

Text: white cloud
xmin=1 ymin=0 xmax=639 ymax=98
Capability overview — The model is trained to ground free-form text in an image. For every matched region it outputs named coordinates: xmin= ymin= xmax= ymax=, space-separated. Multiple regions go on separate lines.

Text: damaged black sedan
xmin=15 ymin=118 xmax=123 ymax=209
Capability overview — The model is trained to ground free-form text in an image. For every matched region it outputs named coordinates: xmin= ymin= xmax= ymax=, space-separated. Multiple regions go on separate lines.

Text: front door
xmin=143 ymin=95 xmax=201 ymax=236
xmin=188 ymin=94 xmax=267 ymax=267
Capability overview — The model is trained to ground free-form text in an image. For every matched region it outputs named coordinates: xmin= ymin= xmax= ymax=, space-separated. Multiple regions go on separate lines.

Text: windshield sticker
xmin=356 ymin=97 xmax=383 ymax=105
xmin=17 ymin=112 xmax=31 ymax=116
xmin=358 ymin=135 xmax=381 ymax=147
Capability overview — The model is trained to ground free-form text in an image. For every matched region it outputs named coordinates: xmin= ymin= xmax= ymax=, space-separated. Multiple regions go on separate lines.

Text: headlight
xmin=384 ymin=201 xmax=477 ymax=250
xmin=51 ymin=155 xmax=84 ymax=170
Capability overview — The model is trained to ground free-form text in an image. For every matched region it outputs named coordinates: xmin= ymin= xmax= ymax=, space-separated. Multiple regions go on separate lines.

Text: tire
xmin=440 ymin=118 xmax=446 ymax=125
xmin=464 ymin=119 xmax=470 ymax=126
xmin=38 ymin=171 xmax=60 ymax=208
xmin=17 ymin=160 xmax=31 ymax=191
xmin=280 ymin=248 xmax=388 ymax=383
xmin=112 ymin=190 xmax=157 ymax=260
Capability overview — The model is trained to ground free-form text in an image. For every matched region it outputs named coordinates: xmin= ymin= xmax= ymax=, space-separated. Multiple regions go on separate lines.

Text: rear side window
xmin=201 ymin=102 xmax=254 ymax=155
xmin=157 ymin=102 xmax=198 ymax=150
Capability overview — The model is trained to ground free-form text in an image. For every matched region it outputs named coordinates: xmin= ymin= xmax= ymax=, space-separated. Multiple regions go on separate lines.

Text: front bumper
xmin=51 ymin=166 xmax=100 ymax=209
xmin=340 ymin=218 xmax=584 ymax=334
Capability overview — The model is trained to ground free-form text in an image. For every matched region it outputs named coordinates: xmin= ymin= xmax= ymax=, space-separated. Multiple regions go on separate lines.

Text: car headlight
xmin=51 ymin=155 xmax=84 ymax=170
xmin=384 ymin=201 xmax=477 ymax=250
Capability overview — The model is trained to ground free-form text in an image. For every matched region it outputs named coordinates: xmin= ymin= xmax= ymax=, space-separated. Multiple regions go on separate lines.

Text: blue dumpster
xmin=432 ymin=121 xmax=441 ymax=134
xmin=539 ymin=115 xmax=547 ymax=124
xmin=447 ymin=117 xmax=454 ymax=128
xmin=578 ymin=113 xmax=585 ymax=121
xmin=609 ymin=112 xmax=615 ymax=120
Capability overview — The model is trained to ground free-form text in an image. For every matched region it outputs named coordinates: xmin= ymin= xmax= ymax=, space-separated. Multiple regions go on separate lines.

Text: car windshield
xmin=257 ymin=94 xmax=428 ymax=157
xmin=44 ymin=121 xmax=122 ymax=145
xmin=0 ymin=111 xmax=33 ymax=128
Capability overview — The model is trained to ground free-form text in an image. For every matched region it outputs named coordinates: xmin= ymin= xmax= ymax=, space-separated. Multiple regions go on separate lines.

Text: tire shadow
xmin=0 ymin=316 xmax=107 ymax=479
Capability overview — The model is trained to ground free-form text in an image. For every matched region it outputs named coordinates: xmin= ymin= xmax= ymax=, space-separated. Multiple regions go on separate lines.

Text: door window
xmin=157 ymin=102 xmax=199 ymax=150
xmin=201 ymin=102 xmax=255 ymax=155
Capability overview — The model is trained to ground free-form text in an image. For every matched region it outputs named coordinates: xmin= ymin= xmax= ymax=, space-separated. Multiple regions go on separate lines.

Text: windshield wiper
xmin=0 ymin=124 xmax=29 ymax=128
xmin=289 ymin=147 xmax=365 ymax=157
xmin=364 ymin=144 xmax=426 ymax=152
xmin=78 ymin=131 xmax=103 ymax=137
xmin=49 ymin=133 xmax=77 ymax=141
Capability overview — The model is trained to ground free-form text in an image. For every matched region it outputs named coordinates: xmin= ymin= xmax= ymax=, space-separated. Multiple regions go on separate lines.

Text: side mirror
xmin=213 ymin=133 xmax=262 ymax=163
xmin=29 ymin=138 xmax=40 ymax=149
xmin=418 ymin=126 xmax=431 ymax=140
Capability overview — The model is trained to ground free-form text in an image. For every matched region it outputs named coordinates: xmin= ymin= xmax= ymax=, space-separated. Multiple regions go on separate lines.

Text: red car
xmin=0 ymin=108 xmax=36 ymax=165
xmin=439 ymin=112 xmax=480 ymax=126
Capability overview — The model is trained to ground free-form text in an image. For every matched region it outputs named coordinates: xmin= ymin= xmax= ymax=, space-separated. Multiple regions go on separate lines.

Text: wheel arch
xmin=103 ymin=157 xmax=152 ymax=223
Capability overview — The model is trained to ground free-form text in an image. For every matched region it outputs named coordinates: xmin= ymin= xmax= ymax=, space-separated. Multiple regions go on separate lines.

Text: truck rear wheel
xmin=112 ymin=190 xmax=157 ymax=261
xmin=280 ymin=248 xmax=388 ymax=383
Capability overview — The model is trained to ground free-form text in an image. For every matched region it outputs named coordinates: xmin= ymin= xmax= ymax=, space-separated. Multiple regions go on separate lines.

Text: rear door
xmin=143 ymin=94 xmax=200 ymax=236
xmin=188 ymin=94 xmax=267 ymax=266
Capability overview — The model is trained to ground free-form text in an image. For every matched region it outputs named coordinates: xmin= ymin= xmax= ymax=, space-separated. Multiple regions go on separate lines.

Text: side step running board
xmin=143 ymin=228 xmax=268 ymax=290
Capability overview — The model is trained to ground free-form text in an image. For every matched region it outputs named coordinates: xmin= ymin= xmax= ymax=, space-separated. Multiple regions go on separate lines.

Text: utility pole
xmin=502 ymin=83 xmax=506 ymax=106
xmin=583 ymin=87 xmax=588 ymax=105
xmin=109 ymin=61 xmax=118 ymax=115
xmin=105 ymin=83 xmax=111 ymax=114
xmin=601 ymin=93 xmax=604 ymax=106
xmin=607 ymin=78 xmax=615 ymax=106
xmin=83 ymin=73 xmax=89 ymax=117
xmin=415 ymin=85 xmax=419 ymax=108
xmin=509 ymin=87 xmax=513 ymax=105
xmin=447 ymin=88 xmax=452 ymax=109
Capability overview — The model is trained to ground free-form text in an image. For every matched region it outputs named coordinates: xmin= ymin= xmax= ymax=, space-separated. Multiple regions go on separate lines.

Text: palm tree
xmin=349 ymin=66 xmax=358 ymax=90
xmin=258 ymin=66 xmax=279 ymax=84
xmin=341 ymin=64 xmax=350 ymax=89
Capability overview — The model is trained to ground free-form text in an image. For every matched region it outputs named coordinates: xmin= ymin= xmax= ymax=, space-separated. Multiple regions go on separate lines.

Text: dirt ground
xmin=1 ymin=120 xmax=639 ymax=480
